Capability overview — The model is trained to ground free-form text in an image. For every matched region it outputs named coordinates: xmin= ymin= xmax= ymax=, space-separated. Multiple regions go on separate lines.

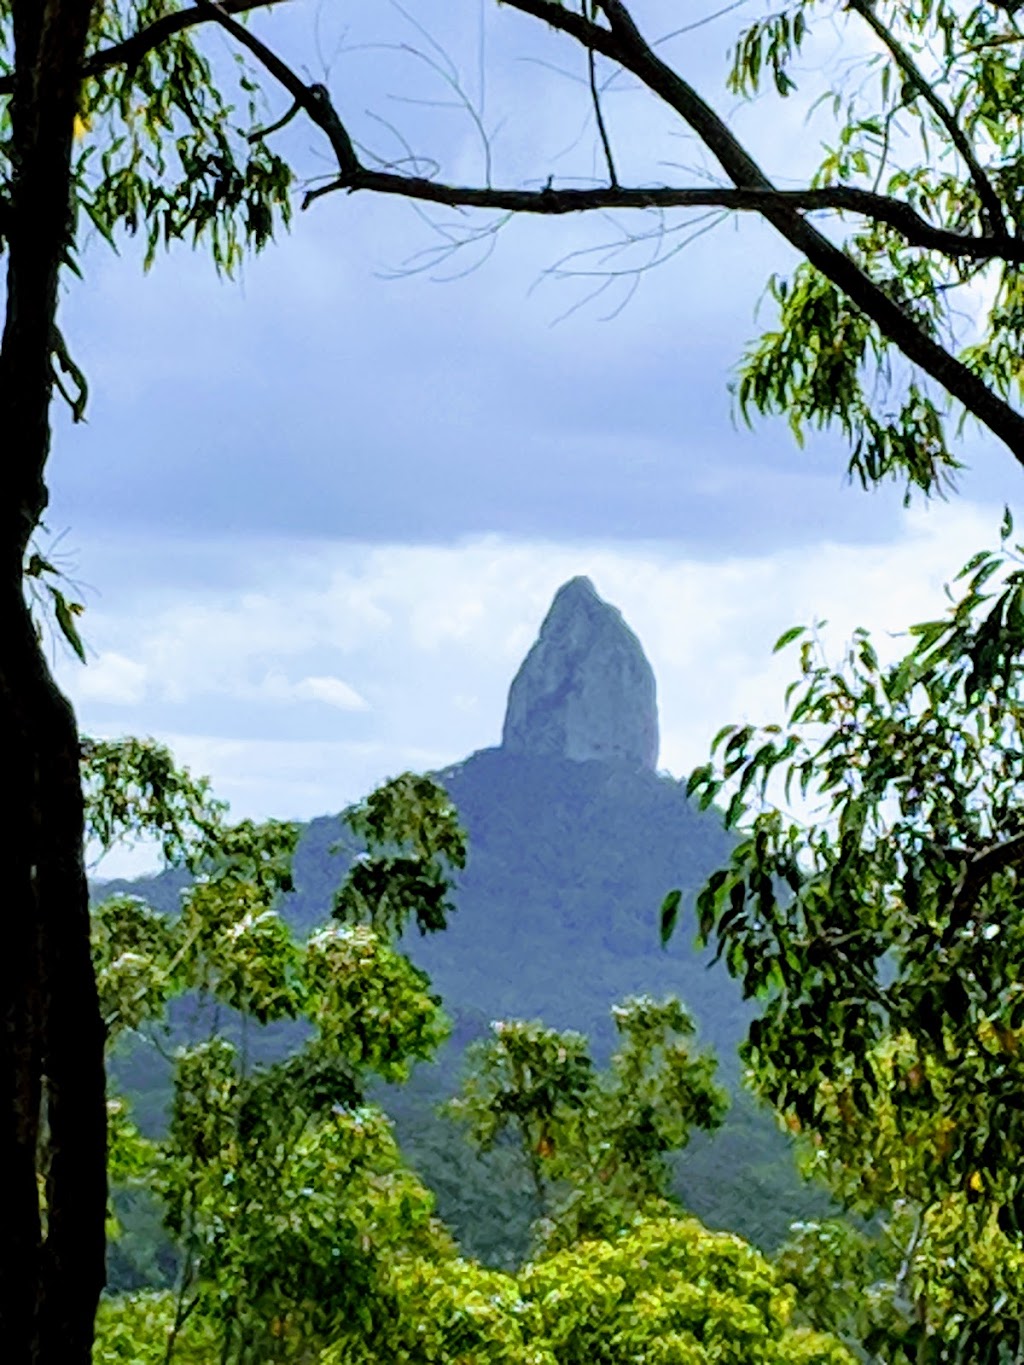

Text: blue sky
xmin=49 ymin=0 xmax=1022 ymax=871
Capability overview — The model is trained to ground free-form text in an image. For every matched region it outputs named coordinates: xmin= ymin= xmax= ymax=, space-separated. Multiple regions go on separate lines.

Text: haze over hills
xmin=106 ymin=574 xmax=829 ymax=1277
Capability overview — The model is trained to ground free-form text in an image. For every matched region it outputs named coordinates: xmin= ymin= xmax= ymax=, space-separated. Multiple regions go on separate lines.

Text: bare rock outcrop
xmin=501 ymin=576 xmax=658 ymax=770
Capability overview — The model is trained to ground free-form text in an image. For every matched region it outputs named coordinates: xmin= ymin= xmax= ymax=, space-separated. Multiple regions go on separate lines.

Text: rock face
xmin=501 ymin=576 xmax=659 ymax=770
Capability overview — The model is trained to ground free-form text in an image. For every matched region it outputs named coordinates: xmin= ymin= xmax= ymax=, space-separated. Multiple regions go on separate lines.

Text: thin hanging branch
xmin=583 ymin=1 xmax=618 ymax=187
xmin=0 ymin=0 xmax=285 ymax=97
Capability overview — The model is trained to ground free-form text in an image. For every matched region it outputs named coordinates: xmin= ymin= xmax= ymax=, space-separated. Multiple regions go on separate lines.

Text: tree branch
xmin=119 ymin=0 xmax=1024 ymax=470
xmin=517 ymin=0 xmax=1024 ymax=466
xmin=0 ymin=0 xmax=285 ymax=98
xmin=194 ymin=0 xmax=358 ymax=174
xmin=583 ymin=2 xmax=618 ymax=187
xmin=948 ymin=832 xmax=1024 ymax=926
xmin=304 ymin=175 xmax=1024 ymax=263
xmin=847 ymin=0 xmax=1008 ymax=238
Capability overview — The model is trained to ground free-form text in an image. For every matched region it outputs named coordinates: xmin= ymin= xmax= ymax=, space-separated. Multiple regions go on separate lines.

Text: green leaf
xmin=25 ymin=553 xmax=58 ymax=579
xmin=773 ymin=625 xmax=807 ymax=653
xmin=659 ymin=889 xmax=682 ymax=948
xmin=686 ymin=762 xmax=712 ymax=797
xmin=49 ymin=586 xmax=86 ymax=662
xmin=710 ymin=724 xmax=736 ymax=753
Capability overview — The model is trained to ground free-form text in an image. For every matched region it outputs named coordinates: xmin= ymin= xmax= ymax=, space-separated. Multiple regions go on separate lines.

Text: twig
xmin=194 ymin=0 xmax=359 ymax=175
xmin=583 ymin=2 xmax=618 ymax=186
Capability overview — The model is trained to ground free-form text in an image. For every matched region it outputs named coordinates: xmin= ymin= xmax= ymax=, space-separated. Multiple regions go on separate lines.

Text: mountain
xmin=502 ymin=574 xmax=659 ymax=770
xmin=104 ymin=577 xmax=830 ymax=1280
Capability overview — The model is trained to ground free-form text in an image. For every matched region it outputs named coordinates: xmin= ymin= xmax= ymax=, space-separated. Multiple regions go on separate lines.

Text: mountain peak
xmin=501 ymin=578 xmax=659 ymax=770
xmin=554 ymin=574 xmax=599 ymax=601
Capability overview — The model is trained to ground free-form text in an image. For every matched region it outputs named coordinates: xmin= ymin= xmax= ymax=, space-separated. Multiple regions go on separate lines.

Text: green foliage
xmin=725 ymin=0 xmax=1024 ymax=490
xmin=162 ymin=1077 xmax=451 ymax=1361
xmin=83 ymin=736 xmax=226 ymax=868
xmin=106 ymin=749 xmax=829 ymax=1272
xmin=521 ymin=1216 xmax=854 ymax=1364
xmin=778 ymin=1205 xmax=1024 ymax=1362
xmin=324 ymin=1215 xmax=856 ymax=1364
xmin=322 ymin=1254 xmax=552 ymax=1365
xmin=86 ymin=740 xmax=860 ymax=1364
xmin=61 ymin=3 xmax=294 ymax=276
xmin=447 ymin=996 xmax=728 ymax=1251
xmin=104 ymin=896 xmax=453 ymax=1361
xmin=685 ymin=526 xmax=1024 ymax=1357
xmin=737 ymin=268 xmax=954 ymax=496
xmin=93 ymin=895 xmax=182 ymax=1038
xmin=23 ymin=541 xmax=92 ymax=659
xmin=304 ymin=925 xmax=450 ymax=1080
xmin=333 ymin=771 xmax=467 ymax=938
xmin=775 ymin=1218 xmax=902 ymax=1358
xmin=87 ymin=742 xmax=472 ymax=1362
xmin=92 ymin=814 xmax=303 ymax=1038
xmin=94 ymin=1291 xmax=218 ymax=1363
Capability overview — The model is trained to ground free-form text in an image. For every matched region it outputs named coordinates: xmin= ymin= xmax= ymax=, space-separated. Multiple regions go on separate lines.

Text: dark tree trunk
xmin=0 ymin=3 xmax=106 ymax=1362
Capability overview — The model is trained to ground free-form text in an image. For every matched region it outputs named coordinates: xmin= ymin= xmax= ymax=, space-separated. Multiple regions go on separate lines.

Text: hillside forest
xmin=85 ymin=525 xmax=1024 ymax=1364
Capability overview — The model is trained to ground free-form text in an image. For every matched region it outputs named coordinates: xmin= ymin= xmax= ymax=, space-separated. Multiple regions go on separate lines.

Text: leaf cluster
xmin=333 ymin=772 xmax=468 ymax=939
xmin=682 ymin=524 xmax=1024 ymax=1355
xmin=728 ymin=0 xmax=1024 ymax=489
xmin=447 ymin=995 xmax=728 ymax=1253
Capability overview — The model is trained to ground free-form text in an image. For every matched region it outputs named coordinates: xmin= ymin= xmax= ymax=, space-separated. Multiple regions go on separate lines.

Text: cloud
xmin=62 ymin=495 xmax=1006 ymax=852
xmin=258 ymin=670 xmax=370 ymax=710
xmin=292 ymin=675 xmax=370 ymax=711
xmin=75 ymin=651 xmax=147 ymax=706
xmin=59 ymin=0 xmax=1012 ymax=563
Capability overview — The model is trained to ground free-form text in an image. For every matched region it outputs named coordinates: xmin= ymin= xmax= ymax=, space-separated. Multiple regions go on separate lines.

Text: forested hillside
xmin=104 ymin=744 xmax=831 ymax=1281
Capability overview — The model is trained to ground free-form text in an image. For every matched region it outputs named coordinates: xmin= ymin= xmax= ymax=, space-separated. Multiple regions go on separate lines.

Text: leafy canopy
xmin=88 ymin=744 xmax=465 ymax=1364
xmin=447 ymin=995 xmax=728 ymax=1252
xmin=678 ymin=519 xmax=1024 ymax=1357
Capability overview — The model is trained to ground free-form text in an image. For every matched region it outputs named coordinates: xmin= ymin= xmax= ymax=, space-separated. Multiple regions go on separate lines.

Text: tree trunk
xmin=0 ymin=592 xmax=106 ymax=1365
xmin=0 ymin=3 xmax=106 ymax=1362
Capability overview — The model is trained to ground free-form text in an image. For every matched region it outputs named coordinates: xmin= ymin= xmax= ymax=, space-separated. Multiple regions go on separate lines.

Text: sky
xmin=49 ymin=0 xmax=1024 ymax=874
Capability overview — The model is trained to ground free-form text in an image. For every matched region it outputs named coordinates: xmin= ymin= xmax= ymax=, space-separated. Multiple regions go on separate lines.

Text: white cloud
xmin=258 ymin=670 xmax=369 ymax=710
xmin=75 ymin=651 xmax=147 ymax=706
xmin=293 ymin=675 xmax=370 ymax=711
xmin=63 ymin=495 xmax=1006 ymax=846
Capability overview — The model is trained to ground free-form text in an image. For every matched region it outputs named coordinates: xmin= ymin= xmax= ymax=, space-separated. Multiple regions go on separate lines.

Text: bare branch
xmin=194 ymin=0 xmax=359 ymax=175
xmin=307 ymin=175 xmax=1024 ymax=264
xmin=248 ymin=97 xmax=301 ymax=144
xmin=588 ymin=45 xmax=618 ymax=185
xmin=948 ymin=832 xmax=1024 ymax=928
xmin=97 ymin=0 xmax=1024 ymax=469
xmin=582 ymin=2 xmax=618 ymax=187
xmin=508 ymin=0 xmax=1024 ymax=467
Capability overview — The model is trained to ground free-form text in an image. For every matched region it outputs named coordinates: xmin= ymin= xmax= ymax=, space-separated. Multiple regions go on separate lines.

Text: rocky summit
xmin=500 ymin=575 xmax=659 ymax=770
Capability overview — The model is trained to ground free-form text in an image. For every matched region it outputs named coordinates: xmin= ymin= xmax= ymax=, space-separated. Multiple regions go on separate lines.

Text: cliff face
xmin=501 ymin=576 xmax=659 ymax=771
